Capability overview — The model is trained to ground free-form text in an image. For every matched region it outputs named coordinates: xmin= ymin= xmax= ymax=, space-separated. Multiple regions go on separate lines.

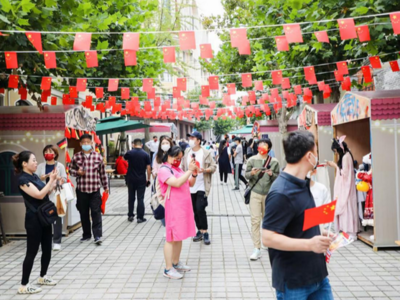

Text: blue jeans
xmin=276 ymin=277 xmax=334 ymax=300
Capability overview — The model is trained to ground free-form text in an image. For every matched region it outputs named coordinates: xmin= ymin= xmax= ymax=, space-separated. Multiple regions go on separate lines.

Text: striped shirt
xmin=70 ymin=151 xmax=108 ymax=193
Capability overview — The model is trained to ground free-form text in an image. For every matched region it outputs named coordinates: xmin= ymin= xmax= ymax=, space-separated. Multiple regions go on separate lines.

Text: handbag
xmin=150 ymin=166 xmax=173 ymax=220
xmin=243 ymin=156 xmax=272 ymax=205
xmin=24 ymin=200 xmax=58 ymax=227
xmin=55 ymin=190 xmax=67 ymax=217
xmin=62 ymin=182 xmax=75 ymax=201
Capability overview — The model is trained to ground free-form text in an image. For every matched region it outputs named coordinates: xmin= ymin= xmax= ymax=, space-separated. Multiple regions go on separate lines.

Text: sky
xmin=196 ymin=0 xmax=224 ymax=51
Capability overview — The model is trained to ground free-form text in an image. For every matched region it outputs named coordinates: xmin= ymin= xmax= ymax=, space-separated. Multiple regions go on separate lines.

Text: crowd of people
xmin=12 ymin=130 xmax=338 ymax=299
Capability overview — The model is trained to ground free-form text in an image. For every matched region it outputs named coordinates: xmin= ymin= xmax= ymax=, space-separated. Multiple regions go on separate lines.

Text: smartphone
xmin=191 ymin=153 xmax=196 ymax=159
xmin=258 ymin=167 xmax=268 ymax=171
xmin=54 ymin=161 xmax=58 ymax=170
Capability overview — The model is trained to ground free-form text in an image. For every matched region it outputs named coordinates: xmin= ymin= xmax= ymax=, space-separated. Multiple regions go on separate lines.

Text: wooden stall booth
xmin=331 ymin=91 xmax=400 ymax=250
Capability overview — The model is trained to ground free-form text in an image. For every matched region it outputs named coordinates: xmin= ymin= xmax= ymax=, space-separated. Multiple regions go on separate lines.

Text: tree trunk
xmin=144 ymin=119 xmax=150 ymax=153
xmin=278 ymin=106 xmax=288 ymax=135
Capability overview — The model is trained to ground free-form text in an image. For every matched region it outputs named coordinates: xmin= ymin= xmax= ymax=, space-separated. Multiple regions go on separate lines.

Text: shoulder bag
xmin=243 ymin=156 xmax=272 ymax=205
xmin=24 ymin=200 xmax=58 ymax=227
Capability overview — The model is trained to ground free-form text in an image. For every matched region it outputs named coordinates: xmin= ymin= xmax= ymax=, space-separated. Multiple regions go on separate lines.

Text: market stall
xmin=126 ymin=122 xmax=176 ymax=141
xmin=331 ymin=90 xmax=400 ymax=250
xmin=229 ymin=125 xmax=253 ymax=137
xmin=298 ymin=104 xmax=336 ymax=195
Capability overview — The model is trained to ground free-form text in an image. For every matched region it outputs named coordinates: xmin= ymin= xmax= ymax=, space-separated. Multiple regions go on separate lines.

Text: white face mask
xmin=161 ymin=144 xmax=170 ymax=152
xmin=189 ymin=140 xmax=196 ymax=148
xmin=309 ymin=153 xmax=319 ymax=170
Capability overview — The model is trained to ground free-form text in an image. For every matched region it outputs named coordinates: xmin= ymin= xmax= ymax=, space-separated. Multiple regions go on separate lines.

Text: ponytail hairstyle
xmin=12 ymin=151 xmax=34 ymax=174
xmin=162 ymin=145 xmax=184 ymax=163
xmin=331 ymin=138 xmax=355 ymax=170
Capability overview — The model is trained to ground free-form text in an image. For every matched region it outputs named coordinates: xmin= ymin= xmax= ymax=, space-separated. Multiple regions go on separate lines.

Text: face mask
xmin=82 ymin=145 xmax=92 ymax=152
xmin=44 ymin=153 xmax=55 ymax=161
xmin=258 ymin=145 xmax=269 ymax=156
xmin=254 ymin=138 xmax=259 ymax=143
xmin=309 ymin=153 xmax=319 ymax=170
xmin=172 ymin=160 xmax=181 ymax=168
xmin=189 ymin=140 xmax=196 ymax=148
xmin=161 ymin=144 xmax=170 ymax=152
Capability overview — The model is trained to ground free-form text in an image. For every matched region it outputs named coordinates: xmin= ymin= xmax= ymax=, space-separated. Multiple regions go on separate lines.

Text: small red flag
xmin=241 ymin=73 xmax=252 ymax=87
xmin=85 ymin=51 xmax=98 ymax=68
xmin=43 ymin=51 xmax=57 ymax=69
xmin=201 ymin=85 xmax=210 ymax=97
xmin=227 ymin=83 xmax=236 ymax=95
xmin=209 ymin=76 xmax=219 ymax=90
xmin=318 ymin=81 xmax=325 ymax=91
xmin=62 ymin=94 xmax=70 ymax=104
xmin=390 ymin=60 xmax=400 ymax=72
xmin=341 ymin=77 xmax=351 ymax=91
xmin=334 ymin=70 xmax=344 ymax=82
xmin=230 ymin=28 xmax=247 ymax=47
xmin=179 ymin=31 xmax=196 ymax=50
xmin=73 ymin=33 xmax=91 ymax=51
xmin=336 ymin=61 xmax=349 ymax=75
xmin=142 ymin=78 xmax=153 ymax=92
xmin=121 ymin=87 xmax=130 ymax=100
xmin=238 ymin=40 xmax=251 ymax=55
xmin=304 ymin=66 xmax=316 ymax=81
xmin=41 ymin=77 xmax=52 ymax=90
xmin=356 ymin=25 xmax=371 ymax=42
xmin=200 ymin=44 xmax=213 ymax=59
xmin=95 ymin=87 xmax=104 ymax=98
xmin=369 ymin=56 xmax=382 ymax=69
xmin=147 ymin=88 xmax=155 ymax=100
xmin=85 ymin=95 xmax=93 ymax=108
xmin=124 ymin=50 xmax=137 ymax=66
xmin=69 ymin=87 xmax=78 ymax=98
xmin=25 ymin=32 xmax=43 ymax=54
xmin=108 ymin=79 xmax=119 ymax=92
xmin=283 ymin=24 xmax=303 ymax=43
xmin=51 ymin=96 xmax=57 ymax=105
xmin=173 ymin=87 xmax=181 ymax=99
xmin=123 ymin=33 xmax=139 ymax=50
xmin=271 ymin=70 xmax=283 ymax=85
xmin=294 ymin=85 xmax=302 ymax=95
xmin=248 ymin=91 xmax=256 ymax=102
xmin=5 ymin=52 xmax=18 ymax=69
xmin=361 ymin=66 xmax=373 ymax=83
xmin=41 ymin=90 xmax=50 ymax=102
xmin=275 ymin=36 xmax=289 ymax=51
xmin=255 ymin=81 xmax=263 ymax=91
xmin=177 ymin=78 xmax=187 ymax=91
xmin=19 ymin=87 xmax=27 ymax=99
xmin=390 ymin=12 xmax=400 ymax=35
xmin=314 ymin=31 xmax=330 ymax=43
xmin=270 ymin=88 xmax=279 ymax=99
xmin=8 ymin=75 xmax=19 ymax=89
xmin=303 ymin=88 xmax=313 ymax=103
xmin=76 ymin=78 xmax=87 ymax=92
xmin=303 ymin=200 xmax=337 ymax=231
xmin=163 ymin=47 xmax=176 ymax=63
xmin=337 ymin=18 xmax=357 ymax=40
xmin=281 ymin=78 xmax=291 ymax=89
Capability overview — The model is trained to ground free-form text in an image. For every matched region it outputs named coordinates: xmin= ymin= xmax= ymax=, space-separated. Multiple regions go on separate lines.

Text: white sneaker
xmin=18 ymin=284 xmax=42 ymax=294
xmin=53 ymin=244 xmax=61 ymax=251
xmin=173 ymin=261 xmax=191 ymax=272
xmin=163 ymin=268 xmax=183 ymax=280
xmin=37 ymin=276 xmax=57 ymax=286
xmin=249 ymin=248 xmax=261 ymax=261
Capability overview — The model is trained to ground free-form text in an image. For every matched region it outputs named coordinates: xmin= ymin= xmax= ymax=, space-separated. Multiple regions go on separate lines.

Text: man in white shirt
xmin=309 ymin=168 xmax=332 ymax=231
xmin=233 ymin=137 xmax=248 ymax=190
xmin=145 ymin=136 xmax=159 ymax=162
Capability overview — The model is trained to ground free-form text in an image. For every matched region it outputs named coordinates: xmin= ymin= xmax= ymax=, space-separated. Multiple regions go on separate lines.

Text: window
xmin=15 ymin=99 xmax=32 ymax=106
xmin=162 ymin=72 xmax=173 ymax=82
xmin=0 ymin=151 xmax=20 ymax=196
xmin=0 ymin=94 xmax=4 ymax=106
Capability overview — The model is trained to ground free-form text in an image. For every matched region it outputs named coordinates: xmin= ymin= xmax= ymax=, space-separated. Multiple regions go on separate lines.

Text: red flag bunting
xmin=334 ymin=70 xmax=344 ymax=82
xmin=304 ymin=66 xmax=316 ymax=81
xmin=76 ymin=78 xmax=87 ymax=92
xmin=44 ymin=51 xmax=57 ymax=69
xmin=95 ymin=87 xmax=104 ymax=98
xmin=5 ymin=52 xmax=18 ymax=69
xmin=124 ymin=50 xmax=137 ymax=66
xmin=41 ymin=77 xmax=52 ymax=90
xmin=209 ymin=76 xmax=219 ymax=90
xmin=142 ymin=78 xmax=153 ymax=92
xmin=271 ymin=70 xmax=283 ymax=85
xmin=19 ymin=87 xmax=27 ymax=100
xmin=238 ymin=40 xmax=251 ymax=55
xmin=8 ymin=75 xmax=19 ymax=89
xmin=284 ymin=23 xmax=303 ymax=43
xmin=337 ymin=18 xmax=357 ymax=40
xmin=227 ymin=83 xmax=236 ymax=95
xmin=230 ymin=28 xmax=247 ymax=47
xmin=73 ymin=33 xmax=91 ymax=51
xmin=163 ymin=47 xmax=176 ymax=63
xmin=369 ymin=56 xmax=382 ymax=69
xmin=314 ymin=31 xmax=330 ymax=43
xmin=303 ymin=200 xmax=337 ymax=231
xmin=361 ymin=66 xmax=373 ymax=83
xmin=254 ymin=81 xmax=263 ymax=91
xmin=390 ymin=60 xmax=400 ymax=72
xmin=281 ymin=78 xmax=291 ymax=89
xmin=275 ymin=36 xmax=289 ymax=51
xmin=123 ymin=33 xmax=139 ymax=50
xmin=356 ymin=25 xmax=371 ymax=42
xmin=200 ymin=44 xmax=213 ymax=59
xmin=336 ymin=61 xmax=349 ymax=75
xmin=390 ymin=12 xmax=400 ymax=35
xmin=69 ymin=87 xmax=78 ymax=98
xmin=121 ymin=87 xmax=130 ymax=99
xmin=179 ymin=31 xmax=196 ymax=50
xmin=318 ymin=81 xmax=325 ymax=91
xmin=294 ymin=85 xmax=302 ymax=95
xmin=241 ymin=73 xmax=252 ymax=87
xmin=177 ymin=78 xmax=187 ymax=91
xmin=108 ymin=79 xmax=119 ymax=92
xmin=201 ymin=85 xmax=210 ymax=97
xmin=85 ymin=51 xmax=98 ymax=68
xmin=173 ymin=87 xmax=181 ymax=99
xmin=25 ymin=32 xmax=43 ymax=54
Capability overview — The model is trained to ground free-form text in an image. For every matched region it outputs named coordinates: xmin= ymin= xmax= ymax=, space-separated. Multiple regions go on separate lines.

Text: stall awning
xmin=229 ymin=125 xmax=253 ymax=135
xmin=96 ymin=117 xmax=150 ymax=135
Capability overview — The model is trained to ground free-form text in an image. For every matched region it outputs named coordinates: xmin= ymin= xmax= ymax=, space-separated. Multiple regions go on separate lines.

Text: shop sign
xmin=298 ymin=106 xmax=316 ymax=130
xmin=331 ymin=92 xmax=370 ymax=125
xmin=65 ymin=106 xmax=96 ymax=131
xmin=252 ymin=121 xmax=260 ymax=136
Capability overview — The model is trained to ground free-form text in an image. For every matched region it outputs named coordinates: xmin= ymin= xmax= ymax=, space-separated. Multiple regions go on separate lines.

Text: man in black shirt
xmin=262 ymin=131 xmax=333 ymax=300
xmin=124 ymin=139 xmax=151 ymax=223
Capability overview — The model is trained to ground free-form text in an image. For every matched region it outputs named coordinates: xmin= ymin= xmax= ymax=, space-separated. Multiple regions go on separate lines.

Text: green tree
xmin=213 ymin=117 xmax=236 ymax=136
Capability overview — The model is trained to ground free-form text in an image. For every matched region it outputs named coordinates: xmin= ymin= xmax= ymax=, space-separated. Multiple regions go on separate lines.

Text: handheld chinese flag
xmin=369 ymin=56 xmax=382 ymax=69
xmin=5 ymin=52 xmax=18 ymax=69
xmin=121 ymin=87 xmax=130 ymax=100
xmin=124 ymin=50 xmax=137 ymax=66
xmin=69 ymin=86 xmax=78 ymax=98
xmin=101 ymin=191 xmax=109 ymax=214
xmin=227 ymin=83 xmax=236 ymax=95
xmin=44 ymin=51 xmax=57 ymax=69
xmin=314 ymin=31 xmax=330 ymax=43
xmin=254 ymin=81 xmax=263 ymax=91
xmin=108 ymin=79 xmax=119 ymax=92
xmin=41 ymin=77 xmax=52 ymax=90
xmin=200 ymin=44 xmax=213 ymax=59
xmin=356 ymin=25 xmax=371 ymax=42
xmin=283 ymin=23 xmax=303 ymax=43
xmin=85 ymin=51 xmax=98 ymax=68
xmin=209 ymin=76 xmax=219 ymax=90
xmin=337 ymin=18 xmax=357 ymax=40
xmin=281 ymin=78 xmax=291 ymax=89
xmin=8 ymin=75 xmax=19 ymax=89
xmin=241 ymin=73 xmax=252 ymax=87
xmin=76 ymin=78 xmax=87 ymax=92
xmin=390 ymin=12 xmax=400 ymax=35
xmin=177 ymin=78 xmax=187 ymax=91
xmin=123 ymin=32 xmax=139 ymax=50
xmin=179 ymin=31 xmax=196 ymax=50
xmin=271 ymin=70 xmax=283 ymax=85
xmin=95 ymin=87 xmax=104 ymax=98
xmin=163 ymin=47 xmax=176 ymax=63
xmin=201 ymin=85 xmax=210 ymax=97
xmin=275 ymin=36 xmax=289 ymax=51
xmin=230 ymin=28 xmax=247 ymax=47
xmin=336 ymin=61 xmax=349 ymax=75
xmin=73 ymin=33 xmax=91 ymax=51
xmin=303 ymin=200 xmax=337 ymax=231
xmin=390 ymin=60 xmax=400 ymax=72
xmin=238 ymin=40 xmax=251 ymax=55
xmin=142 ymin=78 xmax=153 ymax=92
xmin=25 ymin=32 xmax=43 ymax=54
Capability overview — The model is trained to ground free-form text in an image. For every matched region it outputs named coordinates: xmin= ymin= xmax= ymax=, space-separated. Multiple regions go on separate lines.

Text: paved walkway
xmin=1 ymin=175 xmax=400 ymax=299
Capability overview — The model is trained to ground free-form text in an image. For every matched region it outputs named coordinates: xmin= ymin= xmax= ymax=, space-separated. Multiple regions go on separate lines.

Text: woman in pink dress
xmin=158 ymin=146 xmax=197 ymax=280
xmin=327 ymin=137 xmax=359 ymax=238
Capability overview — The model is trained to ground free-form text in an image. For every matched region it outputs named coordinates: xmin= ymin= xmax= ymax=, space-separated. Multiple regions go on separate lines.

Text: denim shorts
xmin=276 ymin=277 xmax=334 ymax=300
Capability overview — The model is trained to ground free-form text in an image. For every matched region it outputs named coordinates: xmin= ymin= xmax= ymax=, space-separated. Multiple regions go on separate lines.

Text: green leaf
xmin=18 ymin=18 xmax=30 ymax=26
xmin=354 ymin=6 xmax=369 ymax=15
xmin=0 ymin=0 xmax=12 ymax=13
xmin=0 ymin=13 xmax=10 ymax=23
xmin=45 ymin=0 xmax=57 ymax=6
xmin=20 ymin=0 xmax=35 ymax=12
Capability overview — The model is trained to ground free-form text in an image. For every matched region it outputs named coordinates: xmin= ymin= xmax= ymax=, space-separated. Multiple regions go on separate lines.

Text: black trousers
xmin=127 ymin=182 xmax=146 ymax=219
xmin=22 ymin=213 xmax=52 ymax=285
xmin=220 ymin=171 xmax=228 ymax=183
xmin=53 ymin=217 xmax=62 ymax=244
xmin=150 ymin=152 xmax=155 ymax=163
xmin=76 ymin=189 xmax=102 ymax=239
xmin=191 ymin=191 xmax=208 ymax=230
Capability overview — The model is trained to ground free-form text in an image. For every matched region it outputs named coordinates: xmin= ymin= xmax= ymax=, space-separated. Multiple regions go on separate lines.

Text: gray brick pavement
xmin=1 ymin=175 xmax=400 ymax=299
